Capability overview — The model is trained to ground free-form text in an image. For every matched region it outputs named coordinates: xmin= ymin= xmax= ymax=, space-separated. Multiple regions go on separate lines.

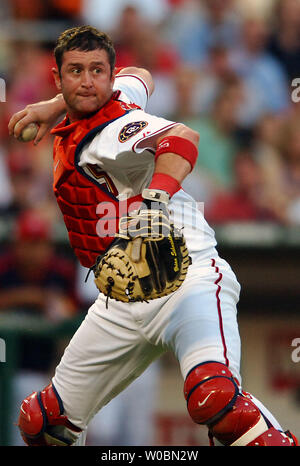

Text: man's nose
xmin=81 ymin=70 xmax=93 ymax=87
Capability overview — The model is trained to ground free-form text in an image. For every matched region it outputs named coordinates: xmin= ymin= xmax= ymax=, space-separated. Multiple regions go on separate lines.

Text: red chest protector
xmin=51 ymin=95 xmax=142 ymax=268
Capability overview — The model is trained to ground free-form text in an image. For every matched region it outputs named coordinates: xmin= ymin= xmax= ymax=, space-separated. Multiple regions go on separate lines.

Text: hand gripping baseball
xmin=93 ymin=189 xmax=192 ymax=304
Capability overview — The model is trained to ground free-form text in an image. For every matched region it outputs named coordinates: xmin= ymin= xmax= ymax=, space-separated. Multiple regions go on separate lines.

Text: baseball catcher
xmin=9 ymin=25 xmax=298 ymax=447
xmin=93 ymin=188 xmax=191 ymax=305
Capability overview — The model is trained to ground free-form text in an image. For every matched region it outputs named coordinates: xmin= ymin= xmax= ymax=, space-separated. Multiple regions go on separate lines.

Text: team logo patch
xmin=118 ymin=121 xmax=148 ymax=143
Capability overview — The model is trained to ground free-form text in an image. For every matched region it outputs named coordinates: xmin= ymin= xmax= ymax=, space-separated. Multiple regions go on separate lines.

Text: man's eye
xmin=94 ymin=68 xmax=102 ymax=74
xmin=72 ymin=69 xmax=81 ymax=74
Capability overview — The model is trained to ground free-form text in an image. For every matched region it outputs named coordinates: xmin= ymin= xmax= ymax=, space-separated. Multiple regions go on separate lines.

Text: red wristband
xmin=148 ymin=172 xmax=181 ymax=198
xmin=155 ymin=135 xmax=198 ymax=169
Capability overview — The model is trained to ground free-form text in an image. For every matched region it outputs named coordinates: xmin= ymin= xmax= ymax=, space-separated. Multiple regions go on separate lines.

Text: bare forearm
xmin=47 ymin=93 xmax=66 ymax=115
xmin=153 ymin=153 xmax=191 ymax=185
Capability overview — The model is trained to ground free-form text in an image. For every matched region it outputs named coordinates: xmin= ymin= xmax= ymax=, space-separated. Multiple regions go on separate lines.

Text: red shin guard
xmin=184 ymin=362 xmax=298 ymax=446
xmin=18 ymin=383 xmax=81 ymax=446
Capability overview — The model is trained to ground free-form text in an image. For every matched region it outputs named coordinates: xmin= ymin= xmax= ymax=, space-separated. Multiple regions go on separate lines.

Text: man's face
xmin=53 ymin=48 xmax=115 ymax=121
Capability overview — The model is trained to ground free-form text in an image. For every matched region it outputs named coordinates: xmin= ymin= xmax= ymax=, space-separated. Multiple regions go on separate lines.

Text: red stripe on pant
xmin=211 ymin=258 xmax=229 ymax=367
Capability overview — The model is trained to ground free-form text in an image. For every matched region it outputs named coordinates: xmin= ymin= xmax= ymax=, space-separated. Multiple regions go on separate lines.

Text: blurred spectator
xmin=278 ymin=121 xmax=300 ymax=224
xmin=207 ymin=109 xmax=300 ymax=225
xmin=168 ymin=66 xmax=242 ymax=203
xmin=81 ymin=0 xmax=170 ymax=33
xmin=0 ymin=209 xmax=79 ymax=444
xmin=0 ymin=146 xmax=36 ymax=219
xmin=252 ymin=112 xmax=300 ymax=225
xmin=170 ymin=65 xmax=202 ymax=121
xmin=1 ymin=43 xmax=59 ymax=223
xmin=6 ymin=41 xmax=56 ymax=116
xmin=206 ymin=148 xmax=280 ymax=224
xmin=227 ymin=16 xmax=291 ymax=126
xmin=185 ymin=45 xmax=242 ymax=117
xmin=0 ymin=141 xmax=56 ymax=221
xmin=165 ymin=0 xmax=242 ymax=67
xmin=252 ymin=113 xmax=289 ymax=223
xmin=267 ymin=0 xmax=300 ymax=81
xmin=0 ymin=208 xmax=78 ymax=321
xmin=126 ymin=25 xmax=179 ymax=75
xmin=133 ymin=23 xmax=180 ymax=117
xmin=111 ymin=6 xmax=180 ymax=118
xmin=113 ymin=6 xmax=179 ymax=72
xmin=181 ymin=83 xmax=244 ymax=200
xmin=111 ymin=5 xmax=147 ymax=68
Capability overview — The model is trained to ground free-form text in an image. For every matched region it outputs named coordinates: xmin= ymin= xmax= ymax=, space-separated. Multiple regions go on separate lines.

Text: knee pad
xmin=184 ymin=361 xmax=240 ymax=426
xmin=184 ymin=361 xmax=298 ymax=446
xmin=18 ymin=383 xmax=82 ymax=446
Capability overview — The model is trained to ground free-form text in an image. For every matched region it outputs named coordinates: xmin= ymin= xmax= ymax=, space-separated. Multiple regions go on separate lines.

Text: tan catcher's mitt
xmin=94 ymin=189 xmax=191 ymax=304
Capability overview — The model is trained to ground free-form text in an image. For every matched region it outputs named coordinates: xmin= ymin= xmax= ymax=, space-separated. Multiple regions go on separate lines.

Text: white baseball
xmin=16 ymin=122 xmax=38 ymax=142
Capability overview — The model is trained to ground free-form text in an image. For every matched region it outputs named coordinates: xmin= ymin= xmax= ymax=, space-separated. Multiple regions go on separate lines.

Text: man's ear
xmin=52 ymin=67 xmax=62 ymax=90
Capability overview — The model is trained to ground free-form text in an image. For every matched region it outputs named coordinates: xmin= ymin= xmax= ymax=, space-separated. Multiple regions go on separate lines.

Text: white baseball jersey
xmin=79 ymin=74 xmax=218 ymax=264
xmin=52 ymin=73 xmax=243 ymax=437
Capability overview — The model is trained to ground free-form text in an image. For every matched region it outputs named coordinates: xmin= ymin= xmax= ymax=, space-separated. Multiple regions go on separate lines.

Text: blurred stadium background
xmin=0 ymin=0 xmax=300 ymax=446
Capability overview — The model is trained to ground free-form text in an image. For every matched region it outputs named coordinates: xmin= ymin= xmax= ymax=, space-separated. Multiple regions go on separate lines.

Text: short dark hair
xmin=54 ymin=25 xmax=116 ymax=74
